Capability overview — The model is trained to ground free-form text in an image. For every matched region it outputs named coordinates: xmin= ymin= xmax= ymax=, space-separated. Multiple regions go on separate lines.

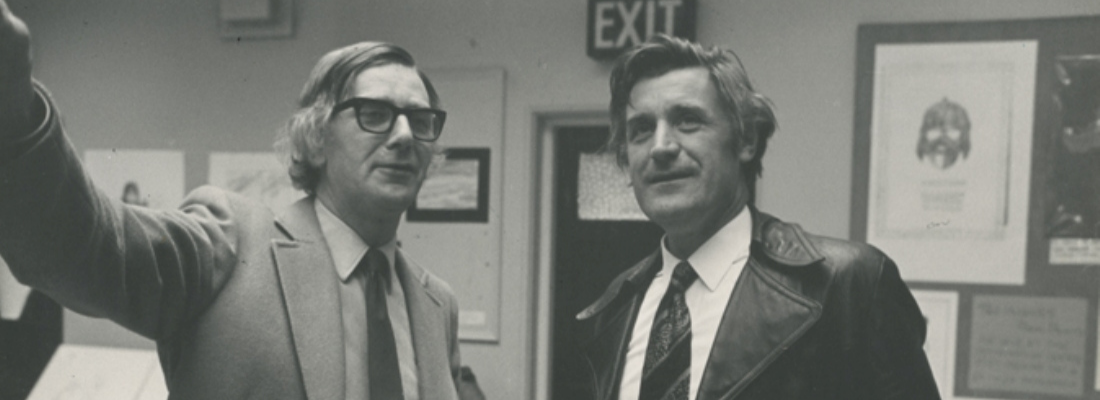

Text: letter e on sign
xmin=586 ymin=0 xmax=697 ymax=60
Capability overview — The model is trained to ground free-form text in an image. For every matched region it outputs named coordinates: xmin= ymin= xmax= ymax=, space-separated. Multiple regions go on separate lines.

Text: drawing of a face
xmin=121 ymin=181 xmax=147 ymax=206
xmin=917 ymin=98 xmax=971 ymax=169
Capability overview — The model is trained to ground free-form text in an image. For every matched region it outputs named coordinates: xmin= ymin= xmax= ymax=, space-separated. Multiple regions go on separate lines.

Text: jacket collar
xmin=577 ymin=207 xmax=823 ymax=321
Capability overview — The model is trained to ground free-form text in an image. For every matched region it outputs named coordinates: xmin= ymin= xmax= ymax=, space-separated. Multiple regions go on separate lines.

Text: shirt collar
xmin=660 ymin=207 xmax=752 ymax=292
xmin=314 ymin=201 xmax=397 ymax=282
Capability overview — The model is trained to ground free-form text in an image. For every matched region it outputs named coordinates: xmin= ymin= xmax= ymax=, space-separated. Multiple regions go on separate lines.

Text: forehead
xmin=349 ymin=64 xmax=430 ymax=107
xmin=626 ymin=67 xmax=718 ymax=115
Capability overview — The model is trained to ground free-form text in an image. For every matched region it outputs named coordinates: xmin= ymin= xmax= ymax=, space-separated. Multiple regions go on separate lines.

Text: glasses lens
xmin=356 ymin=101 xmax=395 ymax=133
xmin=407 ymin=111 xmax=442 ymax=140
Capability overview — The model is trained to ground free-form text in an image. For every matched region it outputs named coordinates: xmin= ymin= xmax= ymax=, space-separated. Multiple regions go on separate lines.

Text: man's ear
xmin=306 ymin=129 xmax=328 ymax=167
xmin=738 ymin=129 xmax=758 ymax=162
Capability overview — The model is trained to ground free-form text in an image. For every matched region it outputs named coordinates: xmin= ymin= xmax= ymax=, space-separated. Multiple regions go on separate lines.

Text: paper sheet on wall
xmin=968 ymin=295 xmax=1086 ymax=397
xmin=28 ymin=344 xmax=167 ymax=400
xmin=866 ymin=41 xmax=1036 ymax=285
xmin=84 ymin=149 xmax=185 ymax=210
xmin=912 ymin=290 xmax=958 ymax=399
xmin=208 ymin=152 xmax=302 ymax=211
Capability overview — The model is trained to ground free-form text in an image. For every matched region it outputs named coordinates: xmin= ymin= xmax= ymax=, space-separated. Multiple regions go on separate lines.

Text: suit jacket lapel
xmin=395 ymin=251 xmax=450 ymax=400
xmin=272 ymin=198 xmax=345 ymax=400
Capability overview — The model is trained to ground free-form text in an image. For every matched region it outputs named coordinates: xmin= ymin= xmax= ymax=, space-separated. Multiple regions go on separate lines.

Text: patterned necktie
xmin=640 ymin=261 xmax=698 ymax=400
xmin=359 ymin=248 xmax=404 ymax=400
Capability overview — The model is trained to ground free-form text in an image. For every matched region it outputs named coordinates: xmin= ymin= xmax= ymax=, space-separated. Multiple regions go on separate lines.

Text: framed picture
xmin=407 ymin=147 xmax=490 ymax=223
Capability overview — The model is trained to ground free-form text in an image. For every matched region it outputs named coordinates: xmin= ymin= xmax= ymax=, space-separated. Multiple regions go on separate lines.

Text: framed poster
xmin=860 ymin=40 xmax=1037 ymax=285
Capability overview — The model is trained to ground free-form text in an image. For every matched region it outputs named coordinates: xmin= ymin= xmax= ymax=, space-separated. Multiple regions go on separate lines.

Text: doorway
xmin=542 ymin=124 xmax=664 ymax=400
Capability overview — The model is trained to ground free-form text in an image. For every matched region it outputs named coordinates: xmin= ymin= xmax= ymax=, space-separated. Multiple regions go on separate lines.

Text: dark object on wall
xmin=1049 ymin=55 xmax=1100 ymax=238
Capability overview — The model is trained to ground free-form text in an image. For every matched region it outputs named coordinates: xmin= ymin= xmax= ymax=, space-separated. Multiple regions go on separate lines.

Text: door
xmin=550 ymin=126 xmax=664 ymax=400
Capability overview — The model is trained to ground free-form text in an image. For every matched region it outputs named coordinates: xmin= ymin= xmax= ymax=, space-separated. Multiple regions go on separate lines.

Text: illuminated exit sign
xmin=586 ymin=0 xmax=697 ymax=60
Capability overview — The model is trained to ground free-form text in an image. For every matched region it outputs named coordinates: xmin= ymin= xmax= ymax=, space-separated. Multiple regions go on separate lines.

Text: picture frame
xmin=407 ymin=147 xmax=491 ymax=223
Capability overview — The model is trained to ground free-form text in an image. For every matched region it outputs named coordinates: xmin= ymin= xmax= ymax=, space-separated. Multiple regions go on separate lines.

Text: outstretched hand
xmin=0 ymin=0 xmax=34 ymax=138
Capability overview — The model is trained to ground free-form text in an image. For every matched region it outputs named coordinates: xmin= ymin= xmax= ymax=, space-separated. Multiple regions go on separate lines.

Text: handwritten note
xmin=968 ymin=295 xmax=1087 ymax=396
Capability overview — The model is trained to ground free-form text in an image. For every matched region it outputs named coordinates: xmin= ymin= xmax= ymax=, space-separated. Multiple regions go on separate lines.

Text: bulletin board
xmin=851 ymin=16 xmax=1100 ymax=400
xmin=398 ymin=68 xmax=505 ymax=342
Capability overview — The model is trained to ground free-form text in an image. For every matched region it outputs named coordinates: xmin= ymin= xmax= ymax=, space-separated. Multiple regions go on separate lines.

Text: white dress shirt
xmin=619 ymin=208 xmax=753 ymax=400
xmin=316 ymin=202 xmax=420 ymax=400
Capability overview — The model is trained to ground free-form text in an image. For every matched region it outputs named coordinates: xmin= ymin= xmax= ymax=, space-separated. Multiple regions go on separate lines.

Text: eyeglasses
xmin=331 ymin=97 xmax=447 ymax=142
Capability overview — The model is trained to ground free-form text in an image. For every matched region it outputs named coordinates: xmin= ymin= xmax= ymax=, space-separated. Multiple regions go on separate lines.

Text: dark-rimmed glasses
xmin=332 ymin=97 xmax=447 ymax=142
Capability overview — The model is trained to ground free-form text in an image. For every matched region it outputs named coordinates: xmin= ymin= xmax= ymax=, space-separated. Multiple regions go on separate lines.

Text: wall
xmin=9 ymin=0 xmax=1100 ymax=398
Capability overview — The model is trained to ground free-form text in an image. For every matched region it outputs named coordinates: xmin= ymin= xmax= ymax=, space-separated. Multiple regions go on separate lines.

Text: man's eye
xmin=360 ymin=110 xmax=390 ymax=124
xmin=627 ymin=121 xmax=655 ymax=142
xmin=675 ymin=114 xmax=704 ymax=131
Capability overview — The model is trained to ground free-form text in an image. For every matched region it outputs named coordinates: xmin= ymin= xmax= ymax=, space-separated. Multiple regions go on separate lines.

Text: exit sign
xmin=586 ymin=0 xmax=697 ymax=60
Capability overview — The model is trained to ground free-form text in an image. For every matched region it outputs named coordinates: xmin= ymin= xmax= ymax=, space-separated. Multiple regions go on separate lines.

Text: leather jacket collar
xmin=577 ymin=207 xmax=824 ymax=320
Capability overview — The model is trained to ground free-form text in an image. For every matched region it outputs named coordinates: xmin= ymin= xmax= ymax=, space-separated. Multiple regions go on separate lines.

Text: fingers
xmin=0 ymin=0 xmax=34 ymax=137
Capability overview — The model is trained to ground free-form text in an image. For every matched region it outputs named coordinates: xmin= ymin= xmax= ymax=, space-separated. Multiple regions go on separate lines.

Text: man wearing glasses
xmin=0 ymin=3 xmax=483 ymax=399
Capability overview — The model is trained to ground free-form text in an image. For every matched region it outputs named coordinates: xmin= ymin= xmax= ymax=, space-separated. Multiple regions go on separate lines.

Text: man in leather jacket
xmin=576 ymin=35 xmax=940 ymax=400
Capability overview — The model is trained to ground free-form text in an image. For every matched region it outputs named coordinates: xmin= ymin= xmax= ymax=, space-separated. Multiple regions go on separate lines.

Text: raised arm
xmin=0 ymin=2 xmax=238 ymax=341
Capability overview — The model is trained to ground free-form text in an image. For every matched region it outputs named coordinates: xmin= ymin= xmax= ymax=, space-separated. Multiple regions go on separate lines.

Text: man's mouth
xmin=644 ymin=169 xmax=694 ymax=184
xmin=374 ymin=163 xmax=418 ymax=174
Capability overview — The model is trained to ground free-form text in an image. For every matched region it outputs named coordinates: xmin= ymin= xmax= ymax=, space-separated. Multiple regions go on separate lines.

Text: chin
xmin=638 ymin=198 xmax=698 ymax=228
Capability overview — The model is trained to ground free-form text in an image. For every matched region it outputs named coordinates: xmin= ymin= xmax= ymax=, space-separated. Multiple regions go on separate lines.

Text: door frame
xmin=533 ymin=109 xmax=609 ymax=400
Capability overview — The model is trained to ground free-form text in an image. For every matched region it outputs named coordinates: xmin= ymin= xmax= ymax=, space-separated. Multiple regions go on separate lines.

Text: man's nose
xmin=386 ymin=114 xmax=416 ymax=148
xmin=649 ymin=122 xmax=680 ymax=163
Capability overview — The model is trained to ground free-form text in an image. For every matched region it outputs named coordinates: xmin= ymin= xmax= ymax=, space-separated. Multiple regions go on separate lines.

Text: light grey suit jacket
xmin=0 ymin=83 xmax=463 ymax=399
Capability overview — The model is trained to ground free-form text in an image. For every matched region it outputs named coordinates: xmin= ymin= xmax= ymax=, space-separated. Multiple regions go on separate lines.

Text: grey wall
xmin=9 ymin=0 xmax=1100 ymax=398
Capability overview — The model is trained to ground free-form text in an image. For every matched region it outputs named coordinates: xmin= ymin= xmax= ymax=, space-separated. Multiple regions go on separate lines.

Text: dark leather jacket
xmin=576 ymin=209 xmax=940 ymax=400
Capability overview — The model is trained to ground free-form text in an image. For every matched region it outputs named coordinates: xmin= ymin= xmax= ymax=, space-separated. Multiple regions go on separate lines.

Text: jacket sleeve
xmin=867 ymin=256 xmax=942 ymax=400
xmin=0 ymin=83 xmax=237 ymax=341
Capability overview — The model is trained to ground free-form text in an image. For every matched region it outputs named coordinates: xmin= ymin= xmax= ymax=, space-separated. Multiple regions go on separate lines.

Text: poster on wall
xmin=911 ymin=290 xmax=958 ymax=400
xmin=208 ymin=152 xmax=302 ymax=211
xmin=84 ymin=149 xmax=185 ymax=210
xmin=1048 ymin=55 xmax=1100 ymax=266
xmin=865 ymin=40 xmax=1037 ymax=284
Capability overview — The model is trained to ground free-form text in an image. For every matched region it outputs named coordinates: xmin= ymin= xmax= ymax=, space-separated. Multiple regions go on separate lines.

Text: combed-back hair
xmin=274 ymin=42 xmax=440 ymax=195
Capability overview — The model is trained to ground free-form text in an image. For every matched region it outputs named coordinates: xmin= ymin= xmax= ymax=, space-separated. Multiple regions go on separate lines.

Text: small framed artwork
xmin=407 ymin=147 xmax=490 ymax=223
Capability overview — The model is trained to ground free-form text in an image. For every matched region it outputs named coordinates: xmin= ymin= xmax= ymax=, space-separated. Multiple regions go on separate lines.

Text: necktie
xmin=359 ymin=248 xmax=404 ymax=400
xmin=640 ymin=261 xmax=698 ymax=400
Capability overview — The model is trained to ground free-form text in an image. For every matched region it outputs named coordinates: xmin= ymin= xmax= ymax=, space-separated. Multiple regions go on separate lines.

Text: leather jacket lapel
xmin=695 ymin=257 xmax=823 ymax=400
xmin=579 ymin=252 xmax=662 ymax=400
xmin=272 ymin=198 xmax=345 ymax=400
